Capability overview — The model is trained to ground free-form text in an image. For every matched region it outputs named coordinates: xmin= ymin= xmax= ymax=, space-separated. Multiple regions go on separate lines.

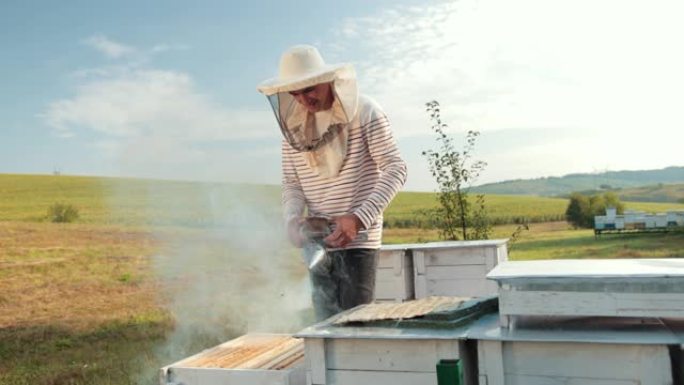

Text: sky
xmin=2 ymin=0 xmax=683 ymax=191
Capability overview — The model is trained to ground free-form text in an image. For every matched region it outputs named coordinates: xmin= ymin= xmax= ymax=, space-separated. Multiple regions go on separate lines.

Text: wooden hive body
xmin=159 ymin=333 xmax=306 ymax=385
xmin=478 ymin=339 xmax=672 ymax=385
xmin=296 ymin=297 xmax=496 ymax=385
xmin=470 ymin=313 xmax=680 ymax=385
xmin=476 ymin=258 xmax=684 ymax=384
xmin=374 ymin=245 xmax=414 ymax=302
xmin=487 ymin=258 xmax=684 ymax=327
xmin=412 ymin=240 xmax=508 ymax=299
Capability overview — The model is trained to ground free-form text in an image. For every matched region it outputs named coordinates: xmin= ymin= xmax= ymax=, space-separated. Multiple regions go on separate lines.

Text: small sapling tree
xmin=422 ymin=100 xmax=490 ymax=240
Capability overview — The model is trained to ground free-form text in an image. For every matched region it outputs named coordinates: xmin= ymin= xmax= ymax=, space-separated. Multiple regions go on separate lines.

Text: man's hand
xmin=286 ymin=217 xmax=306 ymax=248
xmin=324 ymin=214 xmax=363 ymax=248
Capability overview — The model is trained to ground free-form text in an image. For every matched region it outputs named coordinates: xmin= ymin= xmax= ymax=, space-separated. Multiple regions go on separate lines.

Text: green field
xmin=1 ymin=173 xmax=683 ymax=385
xmin=3 ymin=174 xmax=683 ymax=227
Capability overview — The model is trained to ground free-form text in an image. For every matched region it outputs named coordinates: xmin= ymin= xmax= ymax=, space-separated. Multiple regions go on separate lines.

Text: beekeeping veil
xmin=257 ymin=45 xmax=358 ymax=179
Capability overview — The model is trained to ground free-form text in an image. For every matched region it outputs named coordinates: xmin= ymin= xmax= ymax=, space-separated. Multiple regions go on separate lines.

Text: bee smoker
xmin=299 ymin=216 xmax=333 ymax=274
xmin=298 ymin=216 xmax=368 ymax=273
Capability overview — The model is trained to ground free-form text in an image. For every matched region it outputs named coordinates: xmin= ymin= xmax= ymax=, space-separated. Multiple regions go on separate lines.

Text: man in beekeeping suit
xmin=258 ymin=45 xmax=407 ymax=321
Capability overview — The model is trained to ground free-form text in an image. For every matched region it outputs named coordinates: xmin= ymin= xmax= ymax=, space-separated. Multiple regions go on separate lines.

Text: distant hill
xmin=608 ymin=183 xmax=684 ymax=203
xmin=473 ymin=166 xmax=684 ymax=198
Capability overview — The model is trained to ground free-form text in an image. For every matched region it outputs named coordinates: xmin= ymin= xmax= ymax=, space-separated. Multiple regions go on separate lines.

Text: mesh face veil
xmin=265 ymin=68 xmax=358 ymax=153
xmin=257 ymin=45 xmax=359 ymax=178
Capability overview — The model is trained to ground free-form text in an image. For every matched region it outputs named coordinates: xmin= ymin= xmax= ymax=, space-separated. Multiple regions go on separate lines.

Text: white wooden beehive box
xmin=411 ymin=240 xmax=508 ymax=299
xmin=295 ymin=298 xmax=485 ymax=385
xmin=477 ymin=339 xmax=672 ymax=385
xmin=487 ymin=258 xmax=684 ymax=328
xmin=302 ymin=336 xmax=462 ymax=385
xmin=374 ymin=244 xmax=414 ymax=302
xmin=470 ymin=314 xmax=679 ymax=385
xmin=159 ymin=333 xmax=306 ymax=385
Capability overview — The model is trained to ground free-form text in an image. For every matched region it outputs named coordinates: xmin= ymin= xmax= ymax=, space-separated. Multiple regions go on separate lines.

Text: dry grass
xmin=0 ymin=221 xmax=174 ymax=385
xmin=0 ymin=220 xmax=311 ymax=385
xmin=0 ymin=222 xmax=159 ymax=331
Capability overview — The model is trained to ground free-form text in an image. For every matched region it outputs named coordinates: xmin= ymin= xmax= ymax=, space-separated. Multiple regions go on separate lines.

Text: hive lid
xmin=381 ymin=239 xmax=508 ymax=251
xmin=296 ymin=296 xmax=498 ymax=339
xmin=487 ymin=258 xmax=684 ymax=281
xmin=333 ymin=296 xmax=469 ymax=324
xmin=337 ymin=295 xmax=498 ymax=330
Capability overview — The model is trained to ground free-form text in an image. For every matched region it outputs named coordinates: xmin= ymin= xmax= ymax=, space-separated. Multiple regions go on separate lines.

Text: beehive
xmin=296 ymin=296 xmax=496 ymax=385
xmin=160 ymin=333 xmax=305 ymax=385
xmin=487 ymin=258 xmax=684 ymax=328
xmin=411 ymin=240 xmax=508 ymax=299
xmin=471 ymin=314 xmax=677 ymax=385
xmin=374 ymin=244 xmax=414 ymax=302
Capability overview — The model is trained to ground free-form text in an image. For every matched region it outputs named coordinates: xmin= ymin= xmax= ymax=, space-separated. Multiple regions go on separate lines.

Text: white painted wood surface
xmin=478 ymin=340 xmax=504 ymax=385
xmin=374 ymin=247 xmax=414 ymax=302
xmin=499 ymin=290 xmax=684 ymax=318
xmin=303 ymin=336 xmax=461 ymax=385
xmin=424 ymin=279 xmax=491 ymax=298
xmin=161 ymin=366 xmax=305 ymax=385
xmin=324 ymin=338 xmax=459 ymax=372
xmin=490 ymin=259 xmax=684 ymax=321
xmin=304 ymin=338 xmax=326 ymax=385
xmin=326 ymin=370 xmax=436 ymax=385
xmin=503 ymin=375 xmax=637 ymax=384
xmin=488 ymin=258 xmax=684 ymax=279
xmin=380 ymin=240 xmax=508 ymax=250
xmin=414 ymin=242 xmax=507 ymax=298
xmin=477 ymin=340 xmax=672 ymax=385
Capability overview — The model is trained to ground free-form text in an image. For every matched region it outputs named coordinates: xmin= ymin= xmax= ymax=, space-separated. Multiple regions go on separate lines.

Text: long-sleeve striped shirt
xmin=282 ymin=95 xmax=407 ymax=249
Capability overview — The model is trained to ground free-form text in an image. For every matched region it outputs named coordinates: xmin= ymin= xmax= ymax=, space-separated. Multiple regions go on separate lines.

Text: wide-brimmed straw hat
xmin=257 ymin=45 xmax=353 ymax=96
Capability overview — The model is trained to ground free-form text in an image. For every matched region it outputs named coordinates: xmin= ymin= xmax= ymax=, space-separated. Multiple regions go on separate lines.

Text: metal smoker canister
xmin=300 ymin=217 xmax=367 ymax=273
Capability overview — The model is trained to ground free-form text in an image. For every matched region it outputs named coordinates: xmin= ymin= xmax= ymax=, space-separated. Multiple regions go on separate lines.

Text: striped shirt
xmin=282 ymin=95 xmax=407 ymax=249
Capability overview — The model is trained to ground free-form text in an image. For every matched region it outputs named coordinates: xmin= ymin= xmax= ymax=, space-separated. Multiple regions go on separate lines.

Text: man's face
xmin=289 ymin=83 xmax=333 ymax=113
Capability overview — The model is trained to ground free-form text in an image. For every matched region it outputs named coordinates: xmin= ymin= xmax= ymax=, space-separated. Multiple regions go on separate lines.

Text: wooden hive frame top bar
xmin=175 ymin=334 xmax=304 ymax=370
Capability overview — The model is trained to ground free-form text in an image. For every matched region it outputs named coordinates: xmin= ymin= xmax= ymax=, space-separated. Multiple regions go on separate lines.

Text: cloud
xmin=83 ymin=35 xmax=136 ymax=59
xmin=44 ymin=68 xmax=273 ymax=141
xmin=151 ymin=43 xmax=190 ymax=54
xmin=327 ymin=0 xmax=684 ymax=140
xmin=43 ymin=62 xmax=279 ymax=183
xmin=327 ymin=0 xmax=683 ymax=189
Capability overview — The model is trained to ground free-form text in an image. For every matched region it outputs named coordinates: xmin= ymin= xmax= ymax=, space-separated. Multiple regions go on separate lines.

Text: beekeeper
xmin=258 ymin=45 xmax=407 ymax=321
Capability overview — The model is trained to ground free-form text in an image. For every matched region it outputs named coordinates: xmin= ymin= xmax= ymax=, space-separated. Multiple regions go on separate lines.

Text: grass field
xmin=3 ymin=174 xmax=683 ymax=227
xmin=1 ymin=173 xmax=683 ymax=384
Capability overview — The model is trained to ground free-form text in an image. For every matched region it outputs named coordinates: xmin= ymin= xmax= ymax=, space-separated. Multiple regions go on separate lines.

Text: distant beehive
xmin=595 ymin=208 xmax=683 ymax=233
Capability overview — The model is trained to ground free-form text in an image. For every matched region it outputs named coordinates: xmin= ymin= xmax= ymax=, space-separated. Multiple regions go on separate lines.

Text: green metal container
xmin=436 ymin=359 xmax=462 ymax=385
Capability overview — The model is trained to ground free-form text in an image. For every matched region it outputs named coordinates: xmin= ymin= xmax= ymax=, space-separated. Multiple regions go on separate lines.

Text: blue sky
xmin=2 ymin=0 xmax=683 ymax=191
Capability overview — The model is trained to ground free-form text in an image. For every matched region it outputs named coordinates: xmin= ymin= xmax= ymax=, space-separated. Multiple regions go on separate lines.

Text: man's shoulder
xmin=357 ymin=94 xmax=387 ymax=123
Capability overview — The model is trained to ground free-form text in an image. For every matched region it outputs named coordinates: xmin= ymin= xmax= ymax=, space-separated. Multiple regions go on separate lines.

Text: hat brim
xmin=257 ymin=63 xmax=352 ymax=96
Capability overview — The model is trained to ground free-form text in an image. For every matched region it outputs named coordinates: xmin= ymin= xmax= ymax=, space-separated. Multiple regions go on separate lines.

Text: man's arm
xmin=352 ymin=113 xmax=408 ymax=229
xmin=326 ymin=112 xmax=407 ymax=248
xmin=282 ymin=140 xmax=307 ymax=246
